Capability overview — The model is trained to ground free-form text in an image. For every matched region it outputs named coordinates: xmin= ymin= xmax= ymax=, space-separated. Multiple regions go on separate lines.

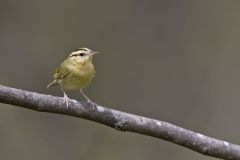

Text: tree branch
xmin=0 ymin=85 xmax=239 ymax=159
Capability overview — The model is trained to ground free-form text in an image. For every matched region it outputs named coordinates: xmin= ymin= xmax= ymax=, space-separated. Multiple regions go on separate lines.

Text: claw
xmin=80 ymin=89 xmax=97 ymax=109
xmin=62 ymin=93 xmax=76 ymax=109
xmin=86 ymin=99 xmax=97 ymax=109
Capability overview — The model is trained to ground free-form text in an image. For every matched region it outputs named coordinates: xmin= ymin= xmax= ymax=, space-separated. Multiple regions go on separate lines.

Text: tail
xmin=47 ymin=80 xmax=58 ymax=88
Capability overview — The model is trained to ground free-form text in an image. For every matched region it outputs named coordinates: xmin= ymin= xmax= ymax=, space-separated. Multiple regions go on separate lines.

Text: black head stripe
xmin=69 ymin=52 xmax=86 ymax=57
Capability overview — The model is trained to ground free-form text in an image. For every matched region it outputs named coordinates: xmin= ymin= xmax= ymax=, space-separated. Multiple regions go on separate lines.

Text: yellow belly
xmin=62 ymin=59 xmax=95 ymax=90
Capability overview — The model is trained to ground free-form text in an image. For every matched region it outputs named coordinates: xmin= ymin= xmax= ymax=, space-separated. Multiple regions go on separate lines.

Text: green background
xmin=0 ymin=0 xmax=240 ymax=159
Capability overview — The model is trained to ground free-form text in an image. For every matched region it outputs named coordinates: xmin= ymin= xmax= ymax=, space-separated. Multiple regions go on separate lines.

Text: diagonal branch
xmin=0 ymin=84 xmax=239 ymax=160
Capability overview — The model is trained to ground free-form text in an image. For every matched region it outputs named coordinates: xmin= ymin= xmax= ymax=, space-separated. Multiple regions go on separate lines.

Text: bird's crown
xmin=69 ymin=47 xmax=93 ymax=57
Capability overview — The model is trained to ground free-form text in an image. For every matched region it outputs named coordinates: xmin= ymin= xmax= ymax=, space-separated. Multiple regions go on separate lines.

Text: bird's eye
xmin=79 ymin=53 xmax=85 ymax=56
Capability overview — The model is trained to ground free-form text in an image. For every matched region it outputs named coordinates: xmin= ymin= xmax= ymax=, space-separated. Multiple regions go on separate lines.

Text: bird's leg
xmin=80 ymin=89 xmax=96 ymax=108
xmin=60 ymin=85 xmax=75 ymax=109
xmin=63 ymin=92 xmax=72 ymax=109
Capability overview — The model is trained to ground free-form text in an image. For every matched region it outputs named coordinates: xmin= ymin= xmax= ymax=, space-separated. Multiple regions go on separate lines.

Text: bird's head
xmin=69 ymin=47 xmax=98 ymax=62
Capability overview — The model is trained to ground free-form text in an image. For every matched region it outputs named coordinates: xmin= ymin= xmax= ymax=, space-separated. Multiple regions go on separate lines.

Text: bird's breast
xmin=62 ymin=59 xmax=95 ymax=90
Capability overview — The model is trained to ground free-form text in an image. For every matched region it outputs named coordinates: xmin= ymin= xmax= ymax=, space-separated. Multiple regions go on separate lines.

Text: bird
xmin=47 ymin=47 xmax=98 ymax=108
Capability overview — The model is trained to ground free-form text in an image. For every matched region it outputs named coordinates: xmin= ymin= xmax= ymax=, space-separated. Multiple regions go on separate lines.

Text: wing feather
xmin=53 ymin=61 xmax=70 ymax=80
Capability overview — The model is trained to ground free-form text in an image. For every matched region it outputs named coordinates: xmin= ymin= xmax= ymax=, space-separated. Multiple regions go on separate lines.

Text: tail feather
xmin=47 ymin=80 xmax=58 ymax=88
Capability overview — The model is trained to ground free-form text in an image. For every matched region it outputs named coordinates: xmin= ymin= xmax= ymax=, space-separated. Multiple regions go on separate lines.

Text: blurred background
xmin=0 ymin=0 xmax=240 ymax=159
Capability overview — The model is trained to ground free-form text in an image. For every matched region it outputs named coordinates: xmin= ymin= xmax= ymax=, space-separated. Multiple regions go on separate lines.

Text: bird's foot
xmin=62 ymin=95 xmax=76 ymax=109
xmin=86 ymin=99 xmax=97 ymax=109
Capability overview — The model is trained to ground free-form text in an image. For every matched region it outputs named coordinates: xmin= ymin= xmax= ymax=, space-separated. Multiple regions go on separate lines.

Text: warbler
xmin=47 ymin=47 xmax=98 ymax=108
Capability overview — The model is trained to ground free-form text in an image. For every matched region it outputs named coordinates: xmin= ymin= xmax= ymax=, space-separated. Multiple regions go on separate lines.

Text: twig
xmin=0 ymin=84 xmax=239 ymax=160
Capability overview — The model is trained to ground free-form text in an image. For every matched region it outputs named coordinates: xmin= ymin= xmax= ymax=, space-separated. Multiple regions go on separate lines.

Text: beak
xmin=89 ymin=51 xmax=99 ymax=56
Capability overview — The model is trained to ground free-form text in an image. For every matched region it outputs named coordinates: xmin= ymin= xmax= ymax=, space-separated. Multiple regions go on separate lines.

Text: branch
xmin=0 ymin=85 xmax=239 ymax=160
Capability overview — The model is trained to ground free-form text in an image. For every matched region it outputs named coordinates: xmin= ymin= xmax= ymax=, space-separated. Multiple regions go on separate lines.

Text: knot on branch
xmin=114 ymin=121 xmax=127 ymax=131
